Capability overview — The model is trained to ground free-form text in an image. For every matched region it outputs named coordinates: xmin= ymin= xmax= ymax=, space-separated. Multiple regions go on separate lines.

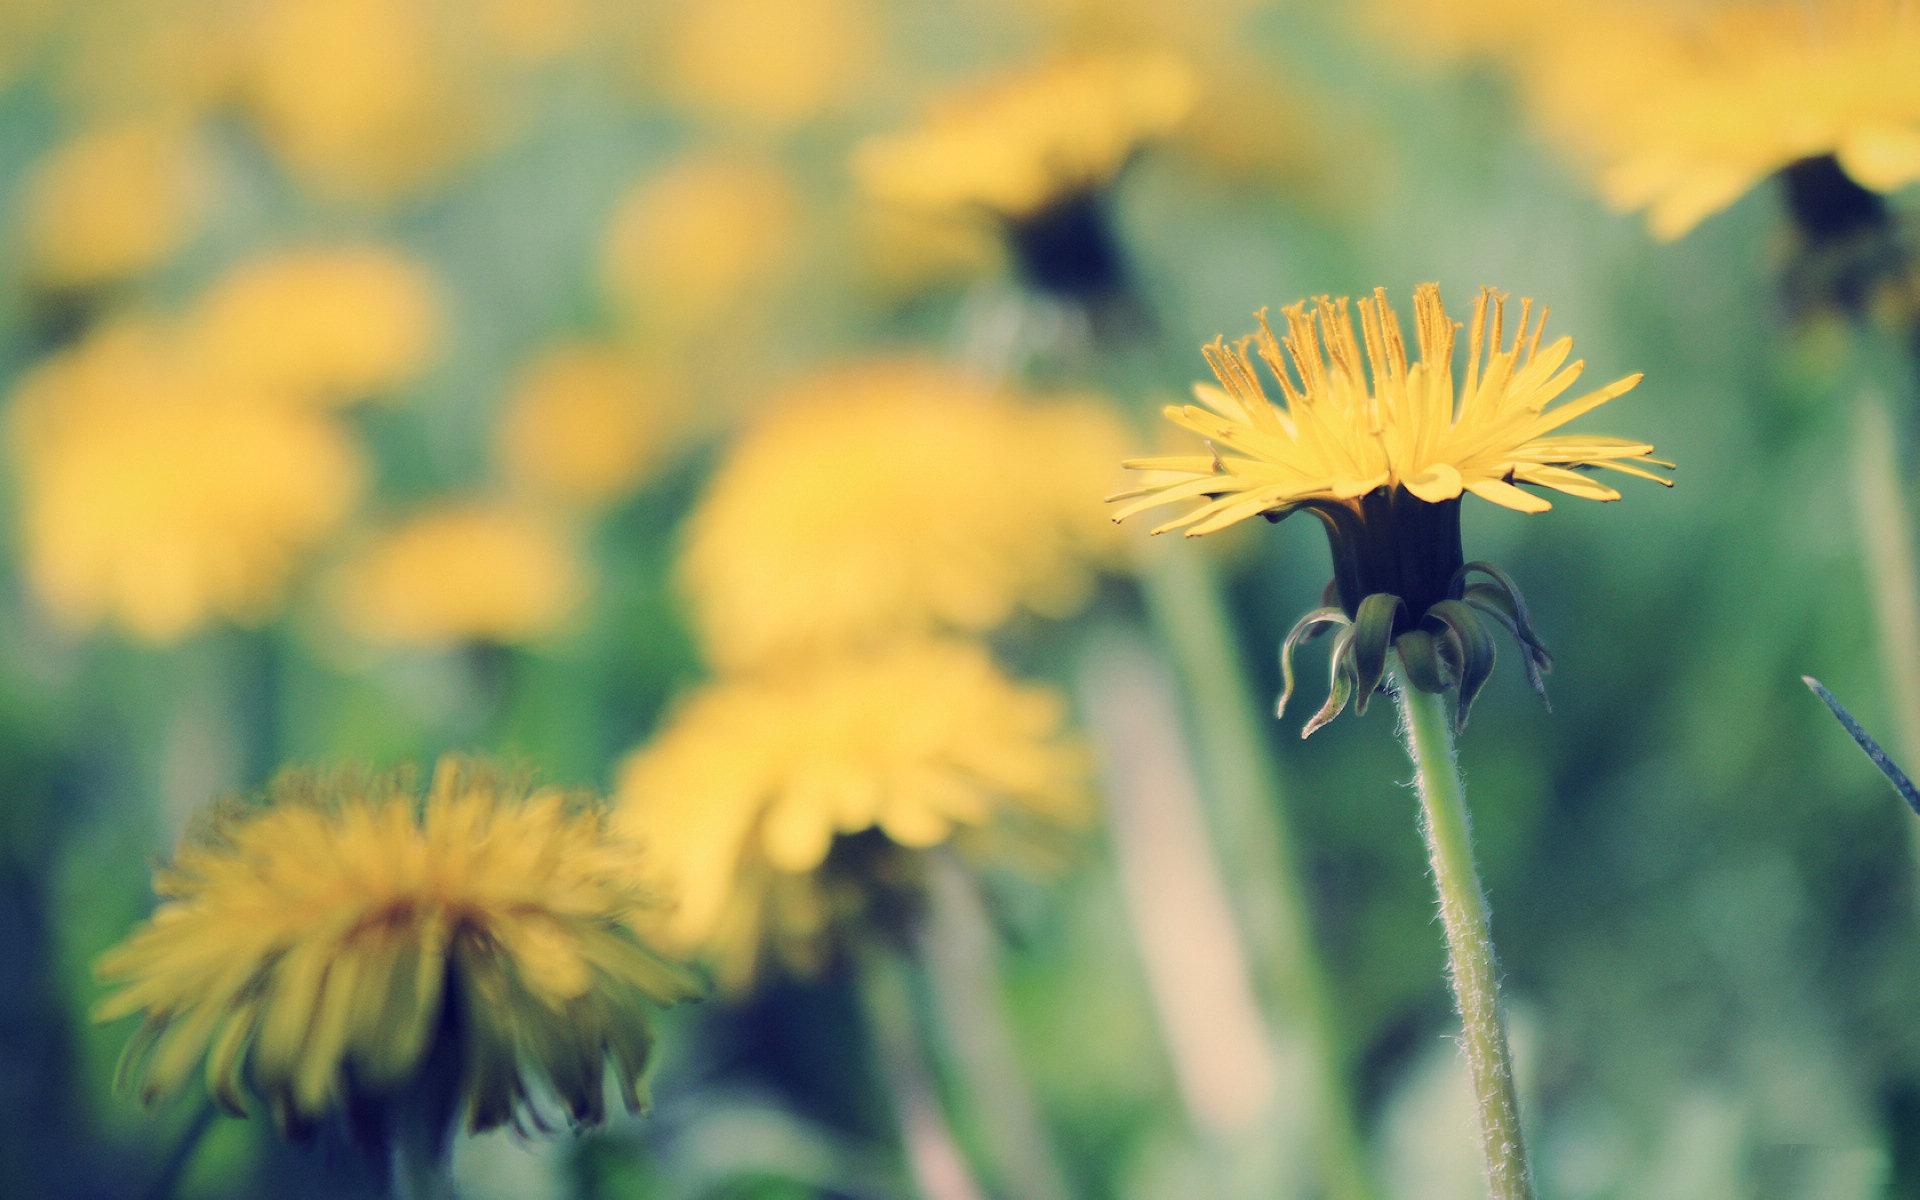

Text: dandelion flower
xmin=239 ymin=0 xmax=488 ymax=199
xmin=658 ymin=0 xmax=880 ymax=130
xmin=681 ymin=360 xmax=1129 ymax=669
xmin=614 ymin=640 xmax=1088 ymax=991
xmin=187 ymin=247 xmax=442 ymax=405
xmin=497 ymin=343 xmax=672 ymax=510
xmin=97 ymin=756 xmax=696 ymax=1136
xmin=9 ymin=321 xmax=362 ymax=642
xmin=22 ymin=120 xmax=206 ymax=290
xmin=333 ymin=503 xmax=584 ymax=647
xmin=857 ymin=51 xmax=1194 ymax=222
xmin=1523 ymin=0 xmax=1920 ymax=240
xmin=1112 ymin=284 xmax=1671 ymax=730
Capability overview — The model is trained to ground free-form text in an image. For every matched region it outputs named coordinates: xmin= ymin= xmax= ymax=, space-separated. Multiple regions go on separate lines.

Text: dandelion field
xmin=3 ymin=2 xmax=1919 ymax=1198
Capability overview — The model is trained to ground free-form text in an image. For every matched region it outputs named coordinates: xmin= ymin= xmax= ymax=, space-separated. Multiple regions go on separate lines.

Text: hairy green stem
xmin=857 ymin=949 xmax=990 ymax=1200
xmin=1392 ymin=667 xmax=1533 ymax=1200
xmin=1137 ymin=538 xmax=1376 ymax=1200
xmin=919 ymin=856 xmax=1075 ymax=1200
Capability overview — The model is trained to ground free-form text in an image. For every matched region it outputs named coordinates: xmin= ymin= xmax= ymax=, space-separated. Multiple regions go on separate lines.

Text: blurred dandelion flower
xmin=614 ymin=639 xmax=1088 ymax=991
xmin=658 ymin=0 xmax=880 ymax=130
xmin=497 ymin=343 xmax=672 ymax=510
xmin=1524 ymin=0 xmax=1920 ymax=240
xmin=856 ymin=51 xmax=1191 ymax=299
xmin=9 ymin=321 xmax=362 ymax=642
xmin=97 ymin=756 xmax=696 ymax=1137
xmin=22 ymin=120 xmax=207 ymax=290
xmin=601 ymin=152 xmax=801 ymax=338
xmin=681 ymin=360 xmax=1129 ymax=669
xmin=240 ymin=0 xmax=490 ymax=200
xmin=1113 ymin=284 xmax=1670 ymax=729
xmin=187 ymin=247 xmax=442 ymax=405
xmin=333 ymin=503 xmax=584 ymax=648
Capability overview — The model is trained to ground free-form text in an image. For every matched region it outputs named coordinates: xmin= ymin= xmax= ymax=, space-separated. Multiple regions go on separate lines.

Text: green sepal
xmin=1465 ymin=584 xmax=1551 ymax=701
xmin=1278 ymin=606 xmax=1350 ymax=720
xmin=1303 ymin=624 xmax=1358 ymax=738
xmin=1427 ymin=600 xmax=1496 ymax=733
xmin=1394 ymin=629 xmax=1456 ymax=693
xmin=1350 ymin=592 xmax=1405 ymax=716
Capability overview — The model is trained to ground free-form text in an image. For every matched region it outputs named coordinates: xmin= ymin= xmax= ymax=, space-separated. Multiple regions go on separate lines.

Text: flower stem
xmin=918 ymin=856 xmax=1075 ymax=1200
xmin=1851 ymin=396 xmax=1920 ymax=820
xmin=1136 ymin=539 xmax=1376 ymax=1200
xmin=857 ymin=948 xmax=990 ymax=1200
xmin=1391 ymin=666 xmax=1533 ymax=1200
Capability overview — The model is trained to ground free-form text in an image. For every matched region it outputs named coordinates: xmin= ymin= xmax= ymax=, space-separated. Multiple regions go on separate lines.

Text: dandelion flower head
xmin=9 ymin=320 xmax=362 ymax=642
xmin=680 ymin=360 xmax=1130 ymax=670
xmin=1522 ymin=0 xmax=1920 ymax=239
xmin=97 ymin=756 xmax=696 ymax=1134
xmin=333 ymin=502 xmax=585 ymax=647
xmin=23 ymin=120 xmax=206 ymax=289
xmin=186 ymin=247 xmax=442 ymax=405
xmin=855 ymin=50 xmax=1195 ymax=221
xmin=497 ymin=343 xmax=674 ymax=510
xmin=658 ymin=0 xmax=880 ymax=130
xmin=614 ymin=640 xmax=1088 ymax=991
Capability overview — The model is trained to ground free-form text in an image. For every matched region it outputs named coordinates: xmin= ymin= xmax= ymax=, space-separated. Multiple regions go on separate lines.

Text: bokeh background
xmin=0 ymin=2 xmax=1914 ymax=1198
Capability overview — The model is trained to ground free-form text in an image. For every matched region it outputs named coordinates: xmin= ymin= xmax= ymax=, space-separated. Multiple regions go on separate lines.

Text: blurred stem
xmin=142 ymin=1098 xmax=217 ymax=1200
xmin=1850 ymin=395 xmax=1920 ymax=868
xmin=388 ymin=1115 xmax=456 ymax=1200
xmin=1133 ymin=539 xmax=1376 ymax=1200
xmin=918 ymin=855 xmax=1074 ymax=1200
xmin=1392 ymin=667 xmax=1533 ymax=1200
xmin=856 ymin=948 xmax=989 ymax=1200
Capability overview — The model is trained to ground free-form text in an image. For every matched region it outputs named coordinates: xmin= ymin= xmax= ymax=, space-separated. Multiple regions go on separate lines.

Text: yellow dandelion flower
xmin=497 ymin=343 xmax=673 ymax=510
xmin=186 ymin=248 xmax=442 ymax=405
xmin=1523 ymin=0 xmax=1920 ymax=240
xmin=240 ymin=0 xmax=489 ymax=200
xmin=1112 ymin=284 xmax=1672 ymax=730
xmin=600 ymin=152 xmax=801 ymax=338
xmin=613 ymin=639 xmax=1088 ymax=991
xmin=97 ymin=756 xmax=697 ymax=1135
xmin=681 ymin=360 xmax=1130 ymax=670
xmin=9 ymin=321 xmax=362 ymax=643
xmin=333 ymin=503 xmax=584 ymax=647
xmin=855 ymin=51 xmax=1195 ymax=222
xmin=22 ymin=120 xmax=207 ymax=290
xmin=658 ymin=0 xmax=880 ymax=130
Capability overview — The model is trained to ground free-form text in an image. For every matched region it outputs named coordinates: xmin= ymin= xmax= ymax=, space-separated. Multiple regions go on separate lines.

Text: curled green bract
xmin=1277 ymin=561 xmax=1552 ymax=737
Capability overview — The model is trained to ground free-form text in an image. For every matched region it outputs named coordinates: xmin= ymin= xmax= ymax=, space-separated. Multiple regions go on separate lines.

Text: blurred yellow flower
xmin=601 ymin=152 xmax=802 ymax=337
xmin=1114 ymin=283 xmax=1671 ymax=536
xmin=9 ymin=321 xmax=362 ymax=643
xmin=855 ymin=51 xmax=1194 ymax=221
xmin=497 ymin=343 xmax=672 ymax=509
xmin=334 ymin=503 xmax=584 ymax=646
xmin=659 ymin=0 xmax=880 ymax=129
xmin=186 ymin=247 xmax=442 ymax=405
xmin=240 ymin=0 xmax=488 ymax=199
xmin=22 ymin=120 xmax=206 ymax=289
xmin=477 ymin=0 xmax=590 ymax=63
xmin=681 ymin=360 xmax=1130 ymax=670
xmin=614 ymin=639 xmax=1088 ymax=991
xmin=1522 ymin=0 xmax=1920 ymax=240
xmin=97 ymin=756 xmax=696 ymax=1134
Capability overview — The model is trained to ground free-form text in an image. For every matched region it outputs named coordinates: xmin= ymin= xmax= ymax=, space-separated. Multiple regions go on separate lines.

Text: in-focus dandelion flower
xmin=1112 ymin=284 xmax=1671 ymax=730
xmin=601 ymin=153 xmax=802 ymax=338
xmin=333 ymin=503 xmax=584 ymax=647
xmin=658 ymin=0 xmax=879 ymax=130
xmin=97 ymin=756 xmax=696 ymax=1136
xmin=681 ymin=360 xmax=1130 ymax=669
xmin=614 ymin=639 xmax=1088 ymax=991
xmin=9 ymin=321 xmax=362 ymax=642
xmin=187 ymin=248 xmax=442 ymax=405
xmin=857 ymin=51 xmax=1192 ymax=299
xmin=22 ymin=121 xmax=206 ymax=290
xmin=496 ymin=343 xmax=672 ymax=510
xmin=1523 ymin=0 xmax=1920 ymax=240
